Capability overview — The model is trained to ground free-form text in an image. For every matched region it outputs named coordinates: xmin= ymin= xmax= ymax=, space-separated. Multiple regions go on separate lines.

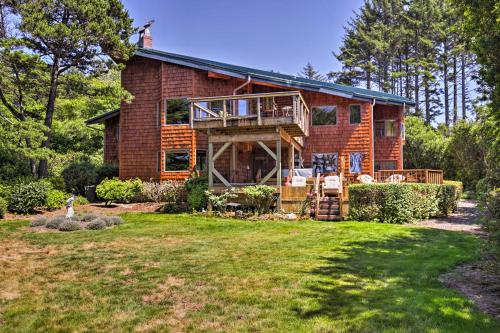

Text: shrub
xmin=142 ymin=181 xmax=184 ymax=203
xmin=47 ymin=176 xmax=66 ymax=191
xmin=58 ymin=221 xmax=82 ymax=232
xmin=96 ymin=178 xmax=143 ymax=205
xmin=349 ymin=183 xmax=461 ymax=224
xmin=75 ymin=195 xmax=89 ymax=206
xmin=86 ymin=218 xmax=107 ymax=230
xmin=46 ymin=216 xmax=66 ymax=229
xmin=478 ymin=189 xmax=500 ymax=258
xmin=242 ymin=185 xmax=276 ymax=215
xmin=62 ymin=160 xmax=97 ymax=195
xmin=30 ymin=216 xmax=47 ymax=227
xmin=96 ymin=164 xmax=119 ymax=184
xmin=0 ymin=197 xmax=7 ymax=219
xmin=101 ymin=215 xmax=124 ymax=226
xmin=205 ymin=189 xmax=237 ymax=212
xmin=9 ymin=181 xmax=50 ymax=214
xmin=46 ymin=189 xmax=68 ymax=211
xmin=475 ymin=178 xmax=491 ymax=201
xmin=185 ymin=176 xmax=208 ymax=211
xmin=79 ymin=213 xmax=100 ymax=222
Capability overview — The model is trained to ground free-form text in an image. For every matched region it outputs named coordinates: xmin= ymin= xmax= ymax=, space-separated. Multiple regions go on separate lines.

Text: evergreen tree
xmin=298 ymin=62 xmax=326 ymax=81
xmin=0 ymin=0 xmax=135 ymax=177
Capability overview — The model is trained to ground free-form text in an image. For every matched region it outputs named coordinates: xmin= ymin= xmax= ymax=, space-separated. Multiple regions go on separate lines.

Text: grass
xmin=0 ymin=214 xmax=498 ymax=332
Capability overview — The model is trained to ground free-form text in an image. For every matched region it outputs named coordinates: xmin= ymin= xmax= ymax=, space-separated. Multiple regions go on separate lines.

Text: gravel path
xmin=416 ymin=199 xmax=484 ymax=235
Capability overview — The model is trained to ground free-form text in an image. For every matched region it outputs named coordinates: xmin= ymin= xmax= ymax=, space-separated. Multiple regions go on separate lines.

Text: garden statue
xmin=65 ymin=194 xmax=75 ymax=219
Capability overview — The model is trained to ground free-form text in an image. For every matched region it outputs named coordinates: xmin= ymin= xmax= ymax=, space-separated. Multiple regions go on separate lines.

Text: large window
xmin=312 ymin=105 xmax=337 ymax=125
xmin=165 ymin=98 xmax=190 ymax=125
xmin=375 ymin=160 xmax=397 ymax=171
xmin=196 ymin=150 xmax=207 ymax=172
xmin=349 ymin=105 xmax=361 ymax=124
xmin=164 ymin=150 xmax=190 ymax=171
xmin=349 ymin=152 xmax=363 ymax=173
xmin=312 ymin=153 xmax=338 ymax=176
xmin=375 ymin=120 xmax=396 ymax=137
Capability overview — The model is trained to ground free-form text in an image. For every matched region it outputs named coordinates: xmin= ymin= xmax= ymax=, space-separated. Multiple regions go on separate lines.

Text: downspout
xmin=233 ymin=75 xmax=252 ymax=95
xmin=371 ymin=98 xmax=376 ymax=176
xmin=401 ymin=102 xmax=406 ymax=170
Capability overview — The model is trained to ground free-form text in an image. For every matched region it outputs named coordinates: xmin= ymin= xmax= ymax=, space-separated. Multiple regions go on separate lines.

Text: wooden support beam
xmin=259 ymin=166 xmax=278 ymax=185
xmin=213 ymin=168 xmax=231 ymax=187
xmin=222 ymin=101 xmax=227 ymax=127
xmin=208 ymin=143 xmax=213 ymax=187
xmin=213 ymin=142 xmax=231 ymax=161
xmin=209 ymin=133 xmax=279 ymax=144
xmin=257 ymin=140 xmax=277 ymax=160
xmin=276 ymin=138 xmax=282 ymax=210
xmin=230 ymin=143 xmax=236 ymax=182
xmin=257 ymin=97 xmax=261 ymax=125
xmin=189 ymin=102 xmax=194 ymax=128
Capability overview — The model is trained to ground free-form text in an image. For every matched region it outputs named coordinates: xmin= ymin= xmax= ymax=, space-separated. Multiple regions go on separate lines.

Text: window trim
xmin=348 ymin=104 xmax=362 ymax=125
xmin=164 ymin=149 xmax=191 ymax=172
xmin=164 ymin=97 xmax=191 ymax=126
xmin=311 ymin=105 xmax=338 ymax=127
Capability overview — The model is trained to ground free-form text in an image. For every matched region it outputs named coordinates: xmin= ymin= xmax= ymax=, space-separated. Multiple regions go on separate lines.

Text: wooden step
xmin=318 ymin=203 xmax=340 ymax=209
xmin=316 ymin=214 xmax=342 ymax=221
xmin=319 ymin=197 xmax=340 ymax=203
xmin=317 ymin=209 xmax=340 ymax=215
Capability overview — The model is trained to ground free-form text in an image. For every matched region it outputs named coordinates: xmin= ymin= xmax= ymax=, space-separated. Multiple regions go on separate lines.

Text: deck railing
xmin=189 ymin=91 xmax=310 ymax=137
xmin=374 ymin=169 xmax=444 ymax=184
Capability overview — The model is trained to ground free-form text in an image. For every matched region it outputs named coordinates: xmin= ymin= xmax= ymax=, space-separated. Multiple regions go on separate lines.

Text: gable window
xmin=349 ymin=105 xmax=361 ymax=124
xmin=349 ymin=152 xmax=363 ymax=173
xmin=375 ymin=120 xmax=397 ymax=137
xmin=165 ymin=98 xmax=190 ymax=125
xmin=312 ymin=153 xmax=338 ymax=176
xmin=312 ymin=105 xmax=337 ymax=125
xmin=196 ymin=150 xmax=207 ymax=172
xmin=164 ymin=149 xmax=190 ymax=171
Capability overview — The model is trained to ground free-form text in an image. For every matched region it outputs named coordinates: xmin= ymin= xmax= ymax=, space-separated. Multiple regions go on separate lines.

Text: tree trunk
xmin=414 ymin=72 xmax=420 ymax=117
xmin=24 ymin=137 xmax=37 ymax=177
xmin=443 ymin=42 xmax=450 ymax=127
xmin=453 ymin=55 xmax=458 ymax=124
xmin=424 ymin=76 xmax=430 ymax=124
xmin=38 ymin=59 xmax=59 ymax=178
xmin=461 ymin=52 xmax=466 ymax=120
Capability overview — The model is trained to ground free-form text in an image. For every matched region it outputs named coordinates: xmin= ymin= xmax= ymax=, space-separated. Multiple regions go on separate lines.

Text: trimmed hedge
xmin=349 ymin=182 xmax=462 ymax=224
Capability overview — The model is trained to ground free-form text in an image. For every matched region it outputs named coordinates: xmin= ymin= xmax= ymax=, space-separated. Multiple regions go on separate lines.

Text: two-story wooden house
xmin=87 ymin=28 xmax=415 ymax=215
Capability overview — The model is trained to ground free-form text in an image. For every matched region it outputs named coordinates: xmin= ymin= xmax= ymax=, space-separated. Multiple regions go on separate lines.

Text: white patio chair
xmin=357 ymin=174 xmax=374 ymax=184
xmin=385 ymin=174 xmax=405 ymax=183
xmin=322 ymin=175 xmax=342 ymax=196
xmin=291 ymin=176 xmax=307 ymax=187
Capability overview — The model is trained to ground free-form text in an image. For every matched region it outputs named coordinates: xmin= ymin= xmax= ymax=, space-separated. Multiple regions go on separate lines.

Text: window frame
xmin=311 ymin=105 xmax=337 ymax=126
xmin=164 ymin=149 xmax=191 ymax=172
xmin=312 ymin=152 xmax=339 ymax=176
xmin=349 ymin=104 xmax=362 ymax=125
xmin=164 ymin=97 xmax=191 ymax=126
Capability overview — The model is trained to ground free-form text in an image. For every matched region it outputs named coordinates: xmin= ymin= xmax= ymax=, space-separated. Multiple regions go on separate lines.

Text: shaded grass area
xmin=0 ymin=214 xmax=498 ymax=332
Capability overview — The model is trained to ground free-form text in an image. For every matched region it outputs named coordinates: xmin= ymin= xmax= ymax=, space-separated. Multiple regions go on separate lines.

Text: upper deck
xmin=189 ymin=91 xmax=310 ymax=138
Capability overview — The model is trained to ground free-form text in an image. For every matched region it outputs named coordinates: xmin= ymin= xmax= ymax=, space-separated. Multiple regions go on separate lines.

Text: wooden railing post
xmin=257 ymin=97 xmax=261 ymax=125
xmin=208 ymin=143 xmax=214 ymax=187
xmin=222 ymin=100 xmax=227 ymax=127
xmin=189 ymin=103 xmax=194 ymax=128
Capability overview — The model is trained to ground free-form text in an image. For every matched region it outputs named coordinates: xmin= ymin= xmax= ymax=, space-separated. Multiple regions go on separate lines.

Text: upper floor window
xmin=312 ymin=105 xmax=337 ymax=125
xmin=375 ymin=120 xmax=396 ymax=137
xmin=349 ymin=105 xmax=361 ymax=124
xmin=165 ymin=98 xmax=190 ymax=125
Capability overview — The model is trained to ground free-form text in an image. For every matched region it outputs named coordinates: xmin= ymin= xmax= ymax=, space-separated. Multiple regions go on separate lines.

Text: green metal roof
xmin=136 ymin=48 xmax=415 ymax=106
xmin=85 ymin=109 xmax=120 ymax=125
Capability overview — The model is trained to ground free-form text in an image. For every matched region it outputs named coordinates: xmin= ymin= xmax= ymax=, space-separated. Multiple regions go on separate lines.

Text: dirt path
xmin=416 ymin=199 xmax=484 ymax=235
xmin=416 ymin=200 xmax=499 ymax=318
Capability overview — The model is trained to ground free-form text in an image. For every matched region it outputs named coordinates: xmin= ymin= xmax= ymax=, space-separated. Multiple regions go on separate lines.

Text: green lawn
xmin=0 ymin=214 xmax=498 ymax=333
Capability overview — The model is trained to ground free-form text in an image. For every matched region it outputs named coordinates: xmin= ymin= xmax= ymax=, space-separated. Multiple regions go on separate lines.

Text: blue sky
xmin=122 ymin=0 xmax=364 ymax=77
